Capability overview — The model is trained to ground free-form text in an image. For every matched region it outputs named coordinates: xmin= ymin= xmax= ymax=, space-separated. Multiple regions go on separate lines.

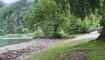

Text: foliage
xmin=22 ymin=28 xmax=29 ymax=34
xmin=0 ymin=0 xmax=104 ymax=38
xmin=25 ymin=0 xmax=69 ymax=38
xmin=52 ymin=30 xmax=75 ymax=39
xmin=33 ymin=27 xmax=44 ymax=39
xmin=0 ymin=0 xmax=31 ymax=34
xmin=54 ymin=0 xmax=100 ymax=19
xmin=25 ymin=0 xmax=101 ymax=38
xmin=0 ymin=30 xmax=6 ymax=35
xmin=99 ymin=0 xmax=105 ymax=26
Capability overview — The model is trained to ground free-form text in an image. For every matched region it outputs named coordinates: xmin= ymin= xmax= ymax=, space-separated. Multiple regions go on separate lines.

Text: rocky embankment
xmin=0 ymin=39 xmax=66 ymax=60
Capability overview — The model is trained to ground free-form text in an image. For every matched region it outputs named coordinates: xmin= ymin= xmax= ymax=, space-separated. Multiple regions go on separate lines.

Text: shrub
xmin=0 ymin=30 xmax=6 ymax=36
xmin=22 ymin=28 xmax=29 ymax=34
xmin=33 ymin=27 xmax=44 ymax=39
xmin=52 ymin=32 xmax=62 ymax=39
xmin=17 ymin=26 xmax=24 ymax=33
xmin=63 ymin=34 xmax=75 ymax=39
xmin=52 ymin=30 xmax=75 ymax=39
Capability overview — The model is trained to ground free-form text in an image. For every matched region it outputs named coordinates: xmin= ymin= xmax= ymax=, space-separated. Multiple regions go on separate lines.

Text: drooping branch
xmin=54 ymin=0 xmax=100 ymax=19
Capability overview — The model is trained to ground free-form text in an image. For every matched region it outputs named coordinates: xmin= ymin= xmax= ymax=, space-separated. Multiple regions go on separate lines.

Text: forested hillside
xmin=0 ymin=0 xmax=33 ymax=35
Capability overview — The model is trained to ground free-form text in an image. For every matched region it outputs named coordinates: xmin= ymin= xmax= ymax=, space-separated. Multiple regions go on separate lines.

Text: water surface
xmin=0 ymin=39 xmax=32 ymax=47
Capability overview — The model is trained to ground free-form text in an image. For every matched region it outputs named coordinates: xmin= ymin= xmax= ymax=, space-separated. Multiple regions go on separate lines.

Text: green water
xmin=0 ymin=39 xmax=32 ymax=47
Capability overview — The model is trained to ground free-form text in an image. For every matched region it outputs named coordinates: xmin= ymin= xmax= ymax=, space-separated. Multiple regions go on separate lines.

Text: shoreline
xmin=0 ymin=33 xmax=99 ymax=60
xmin=0 ymin=39 xmax=66 ymax=60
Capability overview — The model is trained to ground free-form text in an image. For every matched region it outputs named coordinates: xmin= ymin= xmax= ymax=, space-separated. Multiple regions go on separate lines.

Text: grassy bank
xmin=2 ymin=33 xmax=33 ymax=37
xmin=24 ymin=38 xmax=105 ymax=60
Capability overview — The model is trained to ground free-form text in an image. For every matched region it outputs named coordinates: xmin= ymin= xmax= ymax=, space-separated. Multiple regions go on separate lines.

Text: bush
xmin=33 ymin=27 xmax=44 ymax=39
xmin=63 ymin=34 xmax=75 ymax=39
xmin=22 ymin=28 xmax=29 ymax=34
xmin=52 ymin=32 xmax=62 ymax=39
xmin=52 ymin=30 xmax=75 ymax=39
xmin=0 ymin=30 xmax=6 ymax=36
xmin=17 ymin=26 xmax=24 ymax=33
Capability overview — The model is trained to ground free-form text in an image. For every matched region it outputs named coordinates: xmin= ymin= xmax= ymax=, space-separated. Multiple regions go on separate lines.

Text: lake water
xmin=0 ymin=39 xmax=32 ymax=47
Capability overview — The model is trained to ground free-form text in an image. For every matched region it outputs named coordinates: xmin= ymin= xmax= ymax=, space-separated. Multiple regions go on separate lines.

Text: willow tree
xmin=26 ymin=0 xmax=105 ymax=39
xmin=25 ymin=0 xmax=71 ymax=36
xmin=54 ymin=0 xmax=105 ymax=40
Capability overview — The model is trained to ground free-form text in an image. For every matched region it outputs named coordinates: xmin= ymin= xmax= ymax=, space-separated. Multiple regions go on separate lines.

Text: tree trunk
xmin=97 ymin=25 xmax=105 ymax=40
xmin=54 ymin=24 xmax=59 ymax=33
xmin=52 ymin=24 xmax=60 ymax=38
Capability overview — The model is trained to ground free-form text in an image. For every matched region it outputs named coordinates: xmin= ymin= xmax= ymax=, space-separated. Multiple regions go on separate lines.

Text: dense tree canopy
xmin=0 ymin=0 xmax=105 ymax=39
xmin=54 ymin=0 xmax=100 ymax=18
xmin=25 ymin=0 xmax=102 ymax=38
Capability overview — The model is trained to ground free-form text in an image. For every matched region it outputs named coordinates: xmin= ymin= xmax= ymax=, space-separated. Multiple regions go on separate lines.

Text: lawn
xmin=24 ymin=38 xmax=105 ymax=60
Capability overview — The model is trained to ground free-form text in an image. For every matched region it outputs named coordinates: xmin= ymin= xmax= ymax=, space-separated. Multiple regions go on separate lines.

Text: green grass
xmin=3 ymin=33 xmax=33 ymax=37
xmin=24 ymin=38 xmax=105 ymax=60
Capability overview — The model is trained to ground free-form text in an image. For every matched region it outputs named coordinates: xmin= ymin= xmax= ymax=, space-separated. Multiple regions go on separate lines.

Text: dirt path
xmin=69 ymin=33 xmax=99 ymax=41
xmin=0 ymin=32 xmax=99 ymax=60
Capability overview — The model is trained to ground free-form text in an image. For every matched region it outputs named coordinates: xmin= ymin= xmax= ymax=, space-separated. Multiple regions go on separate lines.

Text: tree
xmin=55 ymin=0 xmax=105 ymax=40
xmin=25 ymin=0 xmax=70 ymax=37
xmin=25 ymin=0 xmax=105 ymax=39
xmin=54 ymin=0 xmax=100 ymax=19
xmin=96 ymin=0 xmax=105 ymax=40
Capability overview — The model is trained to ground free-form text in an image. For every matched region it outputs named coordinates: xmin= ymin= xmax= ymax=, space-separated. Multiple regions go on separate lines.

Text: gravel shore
xmin=0 ymin=39 xmax=66 ymax=60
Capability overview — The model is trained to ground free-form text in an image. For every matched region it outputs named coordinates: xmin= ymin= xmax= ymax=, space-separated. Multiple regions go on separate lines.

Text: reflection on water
xmin=0 ymin=39 xmax=32 ymax=47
